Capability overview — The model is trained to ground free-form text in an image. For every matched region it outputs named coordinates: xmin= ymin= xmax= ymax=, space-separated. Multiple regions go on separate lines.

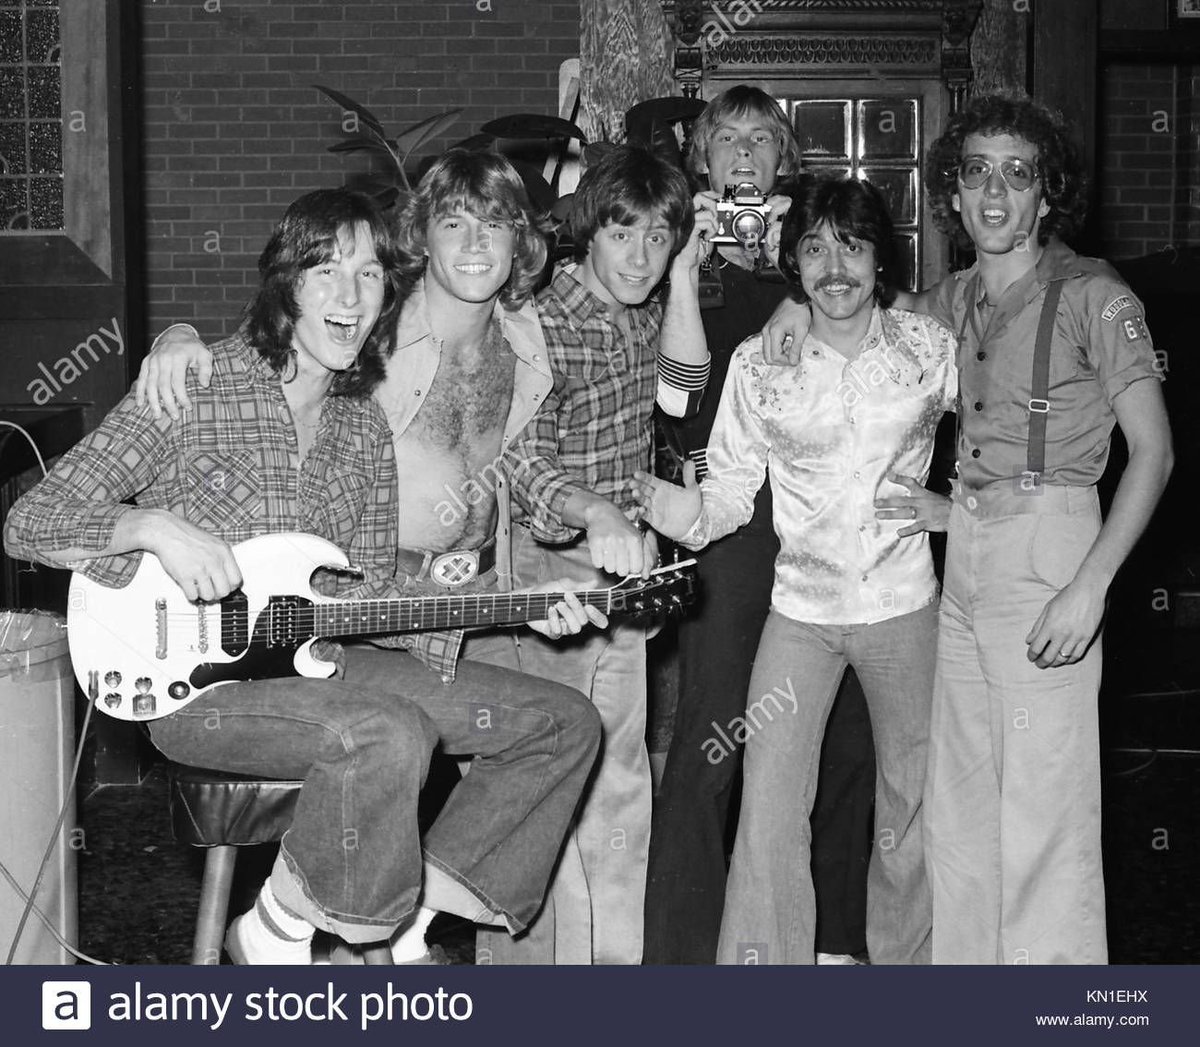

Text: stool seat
xmin=169 ymin=764 xmax=301 ymax=847
xmin=165 ymin=763 xmax=392 ymax=965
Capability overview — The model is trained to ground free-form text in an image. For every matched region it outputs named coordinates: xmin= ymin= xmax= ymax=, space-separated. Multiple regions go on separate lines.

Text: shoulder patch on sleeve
xmin=1101 ymin=294 xmax=1136 ymax=323
xmin=1122 ymin=315 xmax=1148 ymax=342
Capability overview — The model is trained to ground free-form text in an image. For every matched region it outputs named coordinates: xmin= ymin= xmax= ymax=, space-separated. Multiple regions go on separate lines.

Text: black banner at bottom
xmin=4 ymin=965 xmax=1192 ymax=1045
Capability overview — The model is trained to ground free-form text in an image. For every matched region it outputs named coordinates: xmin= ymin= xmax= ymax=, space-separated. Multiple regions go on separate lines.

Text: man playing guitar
xmin=4 ymin=187 xmax=603 ymax=965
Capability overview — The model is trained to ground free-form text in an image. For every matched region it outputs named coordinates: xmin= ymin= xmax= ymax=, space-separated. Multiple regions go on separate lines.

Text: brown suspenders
xmin=957 ymin=274 xmax=1064 ymax=487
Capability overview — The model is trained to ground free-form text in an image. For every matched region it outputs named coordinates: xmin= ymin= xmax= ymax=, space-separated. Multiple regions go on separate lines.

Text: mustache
xmin=815 ymin=275 xmax=863 ymax=291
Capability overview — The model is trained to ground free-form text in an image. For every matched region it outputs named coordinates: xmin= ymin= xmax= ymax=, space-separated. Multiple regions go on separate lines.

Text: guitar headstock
xmin=609 ymin=559 xmax=698 ymax=622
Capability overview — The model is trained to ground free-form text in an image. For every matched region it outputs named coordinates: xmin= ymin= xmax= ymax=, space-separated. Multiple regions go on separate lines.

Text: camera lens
xmin=732 ymin=209 xmax=766 ymax=246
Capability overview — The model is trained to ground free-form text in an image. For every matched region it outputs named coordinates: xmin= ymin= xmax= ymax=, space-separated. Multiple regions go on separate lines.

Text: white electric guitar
xmin=67 ymin=532 xmax=696 ymax=722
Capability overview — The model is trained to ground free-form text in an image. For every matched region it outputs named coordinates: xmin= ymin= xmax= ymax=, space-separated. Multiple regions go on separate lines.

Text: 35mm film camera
xmin=710 ymin=182 xmax=773 ymax=252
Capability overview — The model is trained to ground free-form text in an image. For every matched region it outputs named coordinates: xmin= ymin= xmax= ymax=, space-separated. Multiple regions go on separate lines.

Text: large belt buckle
xmin=429 ymin=549 xmax=479 ymax=587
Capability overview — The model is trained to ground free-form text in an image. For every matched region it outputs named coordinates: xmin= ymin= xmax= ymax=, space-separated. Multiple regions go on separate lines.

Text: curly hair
xmin=245 ymin=187 xmax=406 ymax=399
xmin=685 ymin=85 xmax=803 ymax=189
xmin=925 ymin=93 xmax=1087 ymax=250
xmin=568 ymin=144 xmax=694 ymax=262
xmin=778 ymin=174 xmax=898 ymax=309
xmin=392 ymin=149 xmax=551 ymax=307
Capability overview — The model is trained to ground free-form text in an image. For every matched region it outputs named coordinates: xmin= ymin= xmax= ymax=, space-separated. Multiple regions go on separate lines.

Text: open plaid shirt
xmin=4 ymin=334 xmax=462 ymax=681
xmin=506 ymin=264 xmax=709 ymax=543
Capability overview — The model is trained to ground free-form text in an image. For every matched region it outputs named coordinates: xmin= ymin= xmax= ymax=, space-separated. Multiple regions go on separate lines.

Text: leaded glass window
xmin=0 ymin=0 xmax=62 ymax=232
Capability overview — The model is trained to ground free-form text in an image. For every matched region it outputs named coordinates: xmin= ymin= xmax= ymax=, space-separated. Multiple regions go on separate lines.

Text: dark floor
xmin=76 ymin=754 xmax=477 ymax=966
xmin=68 ymin=566 xmax=1200 ymax=966
xmin=73 ymin=736 xmax=1199 ymax=966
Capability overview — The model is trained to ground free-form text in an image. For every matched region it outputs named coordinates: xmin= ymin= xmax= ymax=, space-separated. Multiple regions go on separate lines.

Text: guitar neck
xmin=310 ymin=588 xmax=614 ymax=637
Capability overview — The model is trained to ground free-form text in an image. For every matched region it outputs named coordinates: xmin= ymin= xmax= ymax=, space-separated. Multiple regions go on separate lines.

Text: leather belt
xmin=395 ymin=537 xmax=496 ymax=588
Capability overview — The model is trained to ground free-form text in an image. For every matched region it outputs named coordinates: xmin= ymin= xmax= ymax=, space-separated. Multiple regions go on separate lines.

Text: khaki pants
xmin=476 ymin=527 xmax=651 ymax=965
xmin=925 ymin=483 xmax=1107 ymax=964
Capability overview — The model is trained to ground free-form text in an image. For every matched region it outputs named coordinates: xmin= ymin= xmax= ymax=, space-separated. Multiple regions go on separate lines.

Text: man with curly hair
xmin=763 ymin=93 xmax=1173 ymax=964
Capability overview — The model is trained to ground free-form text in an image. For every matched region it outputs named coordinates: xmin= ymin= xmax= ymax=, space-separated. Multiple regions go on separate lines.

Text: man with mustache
xmin=645 ymin=84 xmax=877 ymax=967
xmin=636 ymin=175 xmax=955 ymax=963
xmin=762 ymin=95 xmax=1174 ymax=964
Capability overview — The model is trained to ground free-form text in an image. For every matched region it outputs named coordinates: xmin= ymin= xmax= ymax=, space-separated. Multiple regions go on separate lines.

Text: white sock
xmin=389 ymin=906 xmax=437 ymax=962
xmin=226 ymin=881 xmax=314 ymax=965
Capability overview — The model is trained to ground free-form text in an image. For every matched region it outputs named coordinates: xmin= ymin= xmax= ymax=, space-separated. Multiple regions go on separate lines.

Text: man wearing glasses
xmin=764 ymin=94 xmax=1172 ymax=963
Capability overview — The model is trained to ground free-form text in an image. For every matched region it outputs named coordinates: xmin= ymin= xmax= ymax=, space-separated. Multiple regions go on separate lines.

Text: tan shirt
xmin=925 ymin=239 xmax=1161 ymax=490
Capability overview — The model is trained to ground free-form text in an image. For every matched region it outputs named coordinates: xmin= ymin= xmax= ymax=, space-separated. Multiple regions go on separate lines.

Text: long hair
xmin=925 ymin=93 xmax=1087 ymax=250
xmin=567 ymin=144 xmax=694 ymax=261
xmin=245 ymin=188 xmax=405 ymax=398
xmin=685 ymin=85 xmax=803 ymax=187
xmin=393 ymin=149 xmax=551 ymax=307
xmin=779 ymin=175 xmax=898 ymax=308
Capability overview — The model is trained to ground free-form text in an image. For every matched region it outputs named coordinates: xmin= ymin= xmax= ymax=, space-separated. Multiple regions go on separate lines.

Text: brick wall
xmin=139 ymin=0 xmax=580 ymax=341
xmin=1098 ymin=62 xmax=1200 ymax=260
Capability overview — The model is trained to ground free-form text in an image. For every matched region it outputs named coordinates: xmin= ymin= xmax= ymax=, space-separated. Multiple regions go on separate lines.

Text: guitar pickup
xmin=155 ymin=599 xmax=167 ymax=659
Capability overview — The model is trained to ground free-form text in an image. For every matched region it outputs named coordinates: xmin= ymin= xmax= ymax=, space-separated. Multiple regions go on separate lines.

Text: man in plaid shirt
xmin=5 ymin=189 xmax=601 ymax=965
xmin=488 ymin=145 xmax=712 ymax=964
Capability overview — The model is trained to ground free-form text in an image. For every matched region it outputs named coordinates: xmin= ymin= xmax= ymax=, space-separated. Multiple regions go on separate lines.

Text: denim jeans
xmin=717 ymin=603 xmax=936 ymax=965
xmin=925 ymin=485 xmax=1106 ymax=964
xmin=477 ymin=527 xmax=651 ymax=964
xmin=149 ymin=646 xmax=600 ymax=944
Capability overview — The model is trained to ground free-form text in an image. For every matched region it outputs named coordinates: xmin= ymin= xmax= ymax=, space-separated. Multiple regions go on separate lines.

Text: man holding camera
xmin=644 ymin=86 xmax=876 ymax=965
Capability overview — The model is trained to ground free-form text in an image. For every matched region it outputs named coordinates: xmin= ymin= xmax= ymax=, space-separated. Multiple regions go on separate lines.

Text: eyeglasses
xmin=955 ymin=157 xmax=1039 ymax=192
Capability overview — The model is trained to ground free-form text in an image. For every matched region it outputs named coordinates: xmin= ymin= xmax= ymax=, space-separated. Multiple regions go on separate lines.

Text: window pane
xmin=891 ymin=233 xmax=917 ymax=292
xmin=28 ymin=172 xmax=60 ymax=227
xmin=0 ymin=121 xmax=25 ymax=173
xmin=792 ymin=100 xmax=851 ymax=161
xmin=859 ymin=99 xmax=918 ymax=161
xmin=860 ymin=167 xmax=917 ymax=225
xmin=0 ymin=0 xmax=63 ymax=234
xmin=28 ymin=118 xmax=58 ymax=173
xmin=0 ymin=176 xmax=27 ymax=228
xmin=24 ymin=6 xmax=58 ymax=64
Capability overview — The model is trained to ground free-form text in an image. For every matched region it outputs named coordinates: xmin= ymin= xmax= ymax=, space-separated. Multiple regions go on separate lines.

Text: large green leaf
xmin=327 ymin=135 xmax=397 ymax=158
xmin=394 ymin=109 xmax=465 ymax=157
xmin=312 ymin=84 xmax=386 ymax=136
xmin=481 ymin=114 xmax=588 ymax=143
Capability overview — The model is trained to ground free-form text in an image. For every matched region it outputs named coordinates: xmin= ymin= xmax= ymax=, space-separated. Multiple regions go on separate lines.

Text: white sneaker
xmin=816 ymin=951 xmax=864 ymax=965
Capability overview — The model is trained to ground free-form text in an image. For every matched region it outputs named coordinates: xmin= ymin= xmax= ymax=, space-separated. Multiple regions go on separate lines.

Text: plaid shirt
xmin=507 ymin=264 xmax=708 ymax=543
xmin=5 ymin=334 xmax=463 ymax=681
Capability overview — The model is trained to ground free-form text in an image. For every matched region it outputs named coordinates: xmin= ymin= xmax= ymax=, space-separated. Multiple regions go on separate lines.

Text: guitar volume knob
xmin=104 ymin=670 xmax=122 ymax=687
xmin=103 ymin=693 xmax=121 ymax=709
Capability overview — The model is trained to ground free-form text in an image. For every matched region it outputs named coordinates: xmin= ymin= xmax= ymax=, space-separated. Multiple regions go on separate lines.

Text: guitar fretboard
xmin=308 ymin=589 xmax=617 ymax=636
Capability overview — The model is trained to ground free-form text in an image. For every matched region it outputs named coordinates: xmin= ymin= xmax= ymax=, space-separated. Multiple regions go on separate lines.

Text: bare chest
xmin=393 ymin=340 xmax=517 ymax=550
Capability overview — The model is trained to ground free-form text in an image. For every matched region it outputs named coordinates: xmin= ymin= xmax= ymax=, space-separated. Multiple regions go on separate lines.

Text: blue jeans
xmin=149 ymin=646 xmax=600 ymax=944
xmin=718 ymin=604 xmax=936 ymax=965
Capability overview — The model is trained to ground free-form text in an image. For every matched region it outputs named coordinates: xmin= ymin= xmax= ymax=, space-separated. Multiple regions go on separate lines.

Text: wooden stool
xmin=167 ymin=763 xmax=392 ymax=965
